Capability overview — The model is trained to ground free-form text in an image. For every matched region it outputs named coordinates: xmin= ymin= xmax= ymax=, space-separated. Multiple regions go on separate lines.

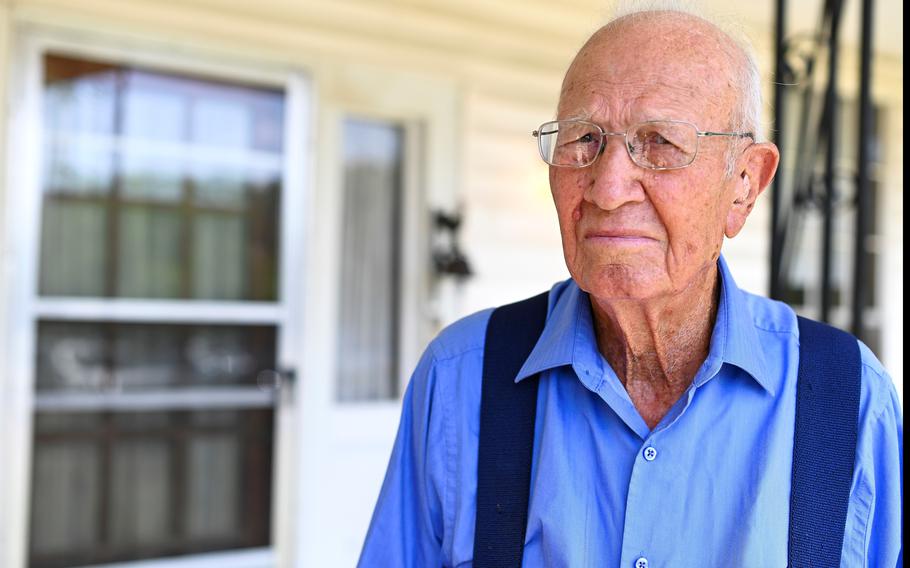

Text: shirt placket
xmin=616 ymin=384 xmax=703 ymax=568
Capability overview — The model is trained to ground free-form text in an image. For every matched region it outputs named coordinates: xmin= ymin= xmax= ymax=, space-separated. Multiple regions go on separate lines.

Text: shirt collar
xmin=514 ymin=280 xmax=585 ymax=382
xmin=710 ymin=256 xmax=775 ymax=394
xmin=515 ymin=256 xmax=776 ymax=395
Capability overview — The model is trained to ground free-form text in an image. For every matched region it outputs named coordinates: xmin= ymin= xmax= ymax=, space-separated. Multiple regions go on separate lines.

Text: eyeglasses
xmin=532 ymin=119 xmax=753 ymax=170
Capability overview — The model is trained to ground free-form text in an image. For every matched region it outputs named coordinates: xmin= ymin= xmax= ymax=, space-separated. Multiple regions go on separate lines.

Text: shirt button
xmin=635 ymin=557 xmax=649 ymax=568
xmin=643 ymin=446 xmax=658 ymax=461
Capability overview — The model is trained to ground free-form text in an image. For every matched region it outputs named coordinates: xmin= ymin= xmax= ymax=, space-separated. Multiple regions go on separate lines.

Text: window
xmin=335 ymin=118 xmax=405 ymax=402
xmin=28 ymin=53 xmax=288 ymax=567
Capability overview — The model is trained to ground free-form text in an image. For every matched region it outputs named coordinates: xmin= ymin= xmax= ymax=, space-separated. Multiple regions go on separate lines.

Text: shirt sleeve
xmin=358 ymin=347 xmax=446 ymax=568
xmin=843 ymin=348 xmax=903 ymax=568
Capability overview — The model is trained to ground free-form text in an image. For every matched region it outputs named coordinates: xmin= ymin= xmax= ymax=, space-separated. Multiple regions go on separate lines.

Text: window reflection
xmin=36 ymin=322 xmax=276 ymax=392
xmin=30 ymin=409 xmax=273 ymax=566
xmin=39 ymin=53 xmax=284 ymax=301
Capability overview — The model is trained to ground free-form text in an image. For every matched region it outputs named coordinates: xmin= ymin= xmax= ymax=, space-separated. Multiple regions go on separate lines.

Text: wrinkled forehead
xmin=558 ymin=14 xmax=739 ymax=124
xmin=557 ymin=75 xmax=722 ymax=124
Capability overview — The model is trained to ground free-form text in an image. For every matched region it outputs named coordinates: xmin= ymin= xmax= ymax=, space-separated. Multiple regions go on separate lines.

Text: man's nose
xmin=583 ymin=136 xmax=647 ymax=211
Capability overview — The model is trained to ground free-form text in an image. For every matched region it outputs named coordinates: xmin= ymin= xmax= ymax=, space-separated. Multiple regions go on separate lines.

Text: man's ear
xmin=725 ymin=142 xmax=780 ymax=238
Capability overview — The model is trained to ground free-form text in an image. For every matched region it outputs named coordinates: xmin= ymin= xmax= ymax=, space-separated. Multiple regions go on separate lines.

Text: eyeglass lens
xmin=539 ymin=121 xmax=699 ymax=169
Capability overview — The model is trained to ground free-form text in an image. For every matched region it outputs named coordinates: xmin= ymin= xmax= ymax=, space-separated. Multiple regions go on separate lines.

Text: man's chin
xmin=571 ymin=265 xmax=669 ymax=302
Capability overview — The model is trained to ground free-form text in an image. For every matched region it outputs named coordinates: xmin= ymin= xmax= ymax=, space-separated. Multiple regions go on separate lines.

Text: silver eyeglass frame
xmin=531 ymin=119 xmax=754 ymax=171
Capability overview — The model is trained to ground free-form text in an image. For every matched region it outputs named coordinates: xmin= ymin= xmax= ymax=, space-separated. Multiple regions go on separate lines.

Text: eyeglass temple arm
xmin=699 ymin=131 xmax=755 ymax=139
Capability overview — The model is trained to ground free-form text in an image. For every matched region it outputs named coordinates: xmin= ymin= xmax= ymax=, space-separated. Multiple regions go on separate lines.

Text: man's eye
xmin=565 ymin=133 xmax=598 ymax=145
xmin=558 ymin=133 xmax=597 ymax=148
xmin=648 ymin=133 xmax=671 ymax=145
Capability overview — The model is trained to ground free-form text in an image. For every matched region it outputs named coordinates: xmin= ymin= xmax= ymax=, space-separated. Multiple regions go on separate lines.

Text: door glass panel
xmin=40 ymin=53 xmax=284 ymax=301
xmin=336 ymin=119 xmax=404 ymax=401
xmin=31 ymin=323 xmax=277 ymax=567
xmin=116 ymin=206 xmax=183 ymax=298
xmin=30 ymin=52 xmax=288 ymax=568
xmin=30 ymin=408 xmax=273 ymax=567
xmin=39 ymin=201 xmax=108 ymax=296
xmin=29 ymin=441 xmax=101 ymax=556
xmin=108 ymin=439 xmax=173 ymax=545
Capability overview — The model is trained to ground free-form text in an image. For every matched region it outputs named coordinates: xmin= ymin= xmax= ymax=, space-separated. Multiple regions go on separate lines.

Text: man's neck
xmin=589 ymin=267 xmax=720 ymax=429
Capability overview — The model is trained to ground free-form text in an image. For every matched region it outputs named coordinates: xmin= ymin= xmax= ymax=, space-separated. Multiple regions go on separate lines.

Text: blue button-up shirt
xmin=359 ymin=258 xmax=903 ymax=567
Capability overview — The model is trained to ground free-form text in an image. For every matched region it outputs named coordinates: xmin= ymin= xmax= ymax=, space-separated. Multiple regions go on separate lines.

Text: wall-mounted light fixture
xmin=431 ymin=209 xmax=473 ymax=280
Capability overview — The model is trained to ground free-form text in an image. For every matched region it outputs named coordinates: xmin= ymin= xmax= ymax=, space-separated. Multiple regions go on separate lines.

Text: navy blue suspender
xmin=473 ymin=294 xmax=861 ymax=568
xmin=473 ymin=292 xmax=550 ymax=567
xmin=788 ymin=317 xmax=861 ymax=567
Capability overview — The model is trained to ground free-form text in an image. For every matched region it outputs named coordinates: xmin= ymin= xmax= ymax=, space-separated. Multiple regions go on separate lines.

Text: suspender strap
xmin=788 ymin=316 xmax=861 ymax=567
xmin=473 ymin=292 xmax=550 ymax=568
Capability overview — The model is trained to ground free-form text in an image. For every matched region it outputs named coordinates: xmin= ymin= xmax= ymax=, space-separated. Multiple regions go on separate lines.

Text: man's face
xmin=551 ymin=18 xmax=746 ymax=302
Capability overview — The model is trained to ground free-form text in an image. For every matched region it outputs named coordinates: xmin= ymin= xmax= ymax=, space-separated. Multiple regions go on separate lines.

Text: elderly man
xmin=359 ymin=8 xmax=902 ymax=568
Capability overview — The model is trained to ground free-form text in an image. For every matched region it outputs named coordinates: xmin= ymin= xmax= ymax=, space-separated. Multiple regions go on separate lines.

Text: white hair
xmin=586 ymin=1 xmax=766 ymax=175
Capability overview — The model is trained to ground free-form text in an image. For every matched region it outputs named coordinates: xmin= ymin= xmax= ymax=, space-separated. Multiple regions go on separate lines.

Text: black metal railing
xmin=769 ymin=0 xmax=877 ymax=343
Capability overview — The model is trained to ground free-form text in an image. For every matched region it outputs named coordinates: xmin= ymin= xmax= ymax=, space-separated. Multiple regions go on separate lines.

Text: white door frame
xmin=292 ymin=62 xmax=459 ymax=567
